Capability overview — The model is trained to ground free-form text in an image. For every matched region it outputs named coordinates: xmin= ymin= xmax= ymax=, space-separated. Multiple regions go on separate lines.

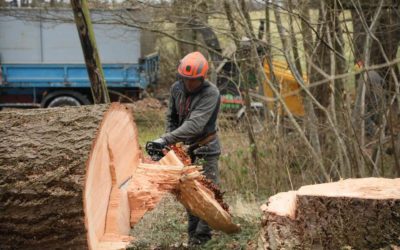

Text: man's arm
xmin=165 ymin=87 xmax=179 ymax=133
xmin=162 ymin=89 xmax=220 ymax=144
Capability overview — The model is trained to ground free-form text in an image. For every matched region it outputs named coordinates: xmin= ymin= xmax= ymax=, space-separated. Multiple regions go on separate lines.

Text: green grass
xmin=127 ymin=195 xmax=262 ymax=250
xmin=132 ymin=110 xmax=165 ymax=147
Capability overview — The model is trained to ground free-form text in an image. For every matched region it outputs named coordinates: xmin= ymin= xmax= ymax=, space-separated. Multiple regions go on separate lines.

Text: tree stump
xmin=0 ymin=103 xmax=138 ymax=249
xmin=261 ymin=178 xmax=400 ymax=249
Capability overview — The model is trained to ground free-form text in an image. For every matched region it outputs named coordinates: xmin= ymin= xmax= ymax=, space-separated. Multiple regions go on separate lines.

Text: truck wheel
xmin=43 ymin=91 xmax=91 ymax=108
xmin=47 ymin=96 xmax=81 ymax=107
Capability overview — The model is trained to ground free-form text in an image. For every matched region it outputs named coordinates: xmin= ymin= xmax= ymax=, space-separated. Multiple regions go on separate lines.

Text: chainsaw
xmin=146 ymin=133 xmax=216 ymax=162
xmin=145 ymin=141 xmax=170 ymax=161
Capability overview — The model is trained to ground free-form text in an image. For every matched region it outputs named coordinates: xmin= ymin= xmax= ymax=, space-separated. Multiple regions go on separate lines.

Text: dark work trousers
xmin=187 ymin=153 xmax=220 ymax=242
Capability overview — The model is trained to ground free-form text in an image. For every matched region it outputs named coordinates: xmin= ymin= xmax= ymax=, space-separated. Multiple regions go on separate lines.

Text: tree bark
xmin=309 ymin=5 xmax=332 ymax=112
xmin=300 ymin=4 xmax=325 ymax=148
xmin=71 ymin=0 xmax=110 ymax=104
xmin=0 ymin=103 xmax=138 ymax=249
xmin=261 ymin=178 xmax=400 ymax=249
xmin=173 ymin=0 xmax=197 ymax=58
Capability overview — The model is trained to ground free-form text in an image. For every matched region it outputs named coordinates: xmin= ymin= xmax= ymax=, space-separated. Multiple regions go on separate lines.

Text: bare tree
xmin=71 ymin=0 xmax=110 ymax=104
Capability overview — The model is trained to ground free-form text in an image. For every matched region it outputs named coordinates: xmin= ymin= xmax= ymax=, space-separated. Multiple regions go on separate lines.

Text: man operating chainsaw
xmin=150 ymin=51 xmax=221 ymax=246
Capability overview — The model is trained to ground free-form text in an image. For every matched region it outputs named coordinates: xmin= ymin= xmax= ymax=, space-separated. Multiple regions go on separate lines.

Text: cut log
xmin=261 ymin=178 xmax=400 ymax=249
xmin=0 ymin=103 xmax=239 ymax=249
xmin=0 ymin=103 xmax=139 ymax=249
xmin=127 ymin=160 xmax=185 ymax=225
xmin=176 ymin=170 xmax=241 ymax=234
xmin=127 ymin=150 xmax=187 ymax=226
xmin=127 ymin=150 xmax=240 ymax=234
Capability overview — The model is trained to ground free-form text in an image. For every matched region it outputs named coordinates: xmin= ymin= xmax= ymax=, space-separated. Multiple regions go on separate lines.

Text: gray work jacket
xmin=161 ymin=79 xmax=221 ymax=155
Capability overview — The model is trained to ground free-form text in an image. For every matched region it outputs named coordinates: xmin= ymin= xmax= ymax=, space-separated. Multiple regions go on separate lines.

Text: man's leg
xmin=187 ymin=212 xmax=200 ymax=239
xmin=198 ymin=154 xmax=219 ymax=184
xmin=190 ymin=154 xmax=220 ymax=244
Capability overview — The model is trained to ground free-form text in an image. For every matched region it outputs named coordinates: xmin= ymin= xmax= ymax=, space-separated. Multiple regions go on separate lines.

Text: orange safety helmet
xmin=177 ymin=51 xmax=209 ymax=80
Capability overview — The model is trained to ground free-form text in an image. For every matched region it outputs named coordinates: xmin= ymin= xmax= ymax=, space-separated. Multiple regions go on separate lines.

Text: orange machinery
xmin=263 ymin=60 xmax=307 ymax=116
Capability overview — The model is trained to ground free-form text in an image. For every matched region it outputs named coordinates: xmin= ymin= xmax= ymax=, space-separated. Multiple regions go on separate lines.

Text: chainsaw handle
xmin=145 ymin=141 xmax=170 ymax=161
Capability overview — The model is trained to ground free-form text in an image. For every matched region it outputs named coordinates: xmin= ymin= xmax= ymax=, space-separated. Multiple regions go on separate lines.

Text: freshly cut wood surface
xmin=159 ymin=150 xmax=185 ymax=166
xmin=127 ymin=160 xmax=184 ymax=226
xmin=177 ymin=170 xmax=241 ymax=234
xmin=298 ymin=177 xmax=400 ymax=199
xmin=103 ymin=187 xmax=131 ymax=239
xmin=0 ymin=103 xmax=139 ymax=249
xmin=85 ymin=103 xmax=138 ymax=249
xmin=127 ymin=150 xmax=240 ymax=234
xmin=162 ymin=151 xmax=241 ymax=234
xmin=127 ymin=151 xmax=185 ymax=226
xmin=262 ymin=191 xmax=297 ymax=220
xmin=261 ymin=178 xmax=400 ymax=249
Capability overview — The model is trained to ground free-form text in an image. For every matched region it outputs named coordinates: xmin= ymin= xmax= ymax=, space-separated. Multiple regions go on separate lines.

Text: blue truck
xmin=0 ymin=9 xmax=159 ymax=108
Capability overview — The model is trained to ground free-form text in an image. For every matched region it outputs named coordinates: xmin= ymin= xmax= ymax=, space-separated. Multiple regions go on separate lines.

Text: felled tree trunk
xmin=0 ymin=103 xmax=239 ymax=250
xmin=261 ymin=178 xmax=400 ymax=249
xmin=0 ymin=103 xmax=139 ymax=249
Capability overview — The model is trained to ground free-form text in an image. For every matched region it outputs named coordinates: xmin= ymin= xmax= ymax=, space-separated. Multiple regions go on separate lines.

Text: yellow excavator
xmin=262 ymin=60 xmax=306 ymax=117
xmin=185 ymin=18 xmax=306 ymax=118
xmin=220 ymin=59 xmax=306 ymax=119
